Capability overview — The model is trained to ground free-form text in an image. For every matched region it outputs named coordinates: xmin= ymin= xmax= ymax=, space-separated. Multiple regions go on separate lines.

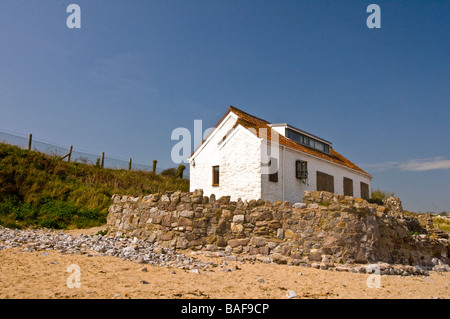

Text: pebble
xmin=0 ymin=226 xmax=445 ymax=277
xmin=219 ymin=268 xmax=233 ymax=272
xmin=286 ymin=290 xmax=297 ymax=299
xmin=225 ymin=256 xmax=237 ymax=261
xmin=0 ymin=226 xmax=214 ymax=270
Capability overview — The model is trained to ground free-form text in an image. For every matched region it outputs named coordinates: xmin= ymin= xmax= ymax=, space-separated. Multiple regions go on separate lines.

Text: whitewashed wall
xmin=261 ymin=142 xmax=372 ymax=203
xmin=219 ymin=127 xmax=262 ymax=201
xmin=190 ymin=117 xmax=262 ymax=201
xmin=189 ymin=114 xmax=237 ymax=197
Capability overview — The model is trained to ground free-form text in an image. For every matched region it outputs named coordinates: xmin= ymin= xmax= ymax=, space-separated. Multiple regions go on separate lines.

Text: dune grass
xmin=0 ymin=142 xmax=188 ymax=229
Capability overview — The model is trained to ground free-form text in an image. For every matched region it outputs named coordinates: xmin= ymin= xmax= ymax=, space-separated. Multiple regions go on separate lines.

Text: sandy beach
xmin=0 ymin=227 xmax=448 ymax=299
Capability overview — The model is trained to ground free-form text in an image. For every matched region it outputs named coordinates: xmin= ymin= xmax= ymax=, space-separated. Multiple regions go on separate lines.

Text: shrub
xmin=161 ymin=168 xmax=177 ymax=177
xmin=40 ymin=219 xmax=60 ymax=229
xmin=371 ymin=188 xmax=394 ymax=201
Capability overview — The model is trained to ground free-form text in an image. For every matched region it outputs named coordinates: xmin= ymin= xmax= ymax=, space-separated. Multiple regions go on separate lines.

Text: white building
xmin=188 ymin=106 xmax=372 ymax=203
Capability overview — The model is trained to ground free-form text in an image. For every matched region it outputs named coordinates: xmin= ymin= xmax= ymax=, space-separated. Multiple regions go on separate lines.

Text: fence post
xmin=176 ymin=164 xmax=186 ymax=179
xmin=153 ymin=160 xmax=157 ymax=174
xmin=67 ymin=145 xmax=73 ymax=162
xmin=101 ymin=152 xmax=105 ymax=169
xmin=28 ymin=134 xmax=32 ymax=151
xmin=128 ymin=158 xmax=132 ymax=171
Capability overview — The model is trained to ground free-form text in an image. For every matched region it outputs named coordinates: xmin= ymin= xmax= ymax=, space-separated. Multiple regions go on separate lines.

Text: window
xmin=212 ymin=166 xmax=219 ymax=186
xmin=316 ymin=171 xmax=334 ymax=193
xmin=360 ymin=182 xmax=369 ymax=200
xmin=285 ymin=129 xmax=330 ymax=154
xmin=295 ymin=160 xmax=308 ymax=179
xmin=268 ymin=158 xmax=278 ymax=182
xmin=343 ymin=177 xmax=353 ymax=196
xmin=286 ymin=130 xmax=301 ymax=144
xmin=303 ymin=136 xmax=310 ymax=146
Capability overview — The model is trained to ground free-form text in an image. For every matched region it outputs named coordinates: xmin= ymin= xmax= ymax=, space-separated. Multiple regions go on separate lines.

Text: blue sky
xmin=0 ymin=1 xmax=448 ymax=212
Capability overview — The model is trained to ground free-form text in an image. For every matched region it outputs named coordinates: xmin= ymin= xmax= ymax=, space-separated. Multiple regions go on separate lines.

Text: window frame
xmin=360 ymin=182 xmax=369 ymax=200
xmin=316 ymin=171 xmax=334 ymax=193
xmin=295 ymin=160 xmax=308 ymax=180
xmin=268 ymin=158 xmax=279 ymax=183
xmin=212 ymin=165 xmax=220 ymax=186
xmin=343 ymin=177 xmax=354 ymax=197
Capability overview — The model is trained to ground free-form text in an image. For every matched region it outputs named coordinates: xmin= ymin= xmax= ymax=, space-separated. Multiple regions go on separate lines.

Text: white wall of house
xmin=189 ymin=113 xmax=262 ymax=201
xmin=189 ymin=114 xmax=237 ymax=198
xmin=261 ymin=142 xmax=372 ymax=203
xmin=218 ymin=126 xmax=262 ymax=201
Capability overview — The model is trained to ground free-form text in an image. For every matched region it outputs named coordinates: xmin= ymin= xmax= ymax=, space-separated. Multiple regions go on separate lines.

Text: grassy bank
xmin=433 ymin=217 xmax=450 ymax=232
xmin=0 ymin=143 xmax=189 ymax=229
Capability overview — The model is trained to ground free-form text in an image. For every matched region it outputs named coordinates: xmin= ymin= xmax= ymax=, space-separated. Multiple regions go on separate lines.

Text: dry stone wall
xmin=106 ymin=189 xmax=449 ymax=268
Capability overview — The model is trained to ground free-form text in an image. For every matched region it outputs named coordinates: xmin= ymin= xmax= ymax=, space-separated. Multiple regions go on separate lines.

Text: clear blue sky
xmin=0 ymin=1 xmax=448 ymax=212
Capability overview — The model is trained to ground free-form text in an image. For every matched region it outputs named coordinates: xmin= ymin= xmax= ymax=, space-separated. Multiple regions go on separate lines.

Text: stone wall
xmin=106 ymin=190 xmax=449 ymax=267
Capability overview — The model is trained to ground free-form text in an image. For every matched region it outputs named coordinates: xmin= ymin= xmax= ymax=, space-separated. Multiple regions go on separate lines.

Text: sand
xmin=0 ymin=227 xmax=448 ymax=299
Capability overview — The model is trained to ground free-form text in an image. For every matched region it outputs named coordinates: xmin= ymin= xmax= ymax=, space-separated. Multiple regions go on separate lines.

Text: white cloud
xmin=398 ymin=157 xmax=450 ymax=172
xmin=361 ymin=157 xmax=450 ymax=172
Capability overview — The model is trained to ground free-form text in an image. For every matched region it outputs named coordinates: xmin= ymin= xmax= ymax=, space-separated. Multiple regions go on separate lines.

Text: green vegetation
xmin=0 ymin=143 xmax=189 ymax=230
xmin=161 ymin=168 xmax=177 ymax=176
xmin=433 ymin=217 xmax=450 ymax=232
xmin=371 ymin=188 xmax=395 ymax=201
xmin=96 ymin=229 xmax=108 ymax=236
xmin=318 ymin=201 xmax=331 ymax=207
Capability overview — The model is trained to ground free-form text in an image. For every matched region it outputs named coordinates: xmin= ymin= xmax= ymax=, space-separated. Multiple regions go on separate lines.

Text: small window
xmin=212 ymin=166 xmax=219 ymax=186
xmin=315 ymin=141 xmax=324 ymax=152
xmin=303 ymin=136 xmax=310 ymax=146
xmin=296 ymin=160 xmax=308 ymax=179
xmin=268 ymin=158 xmax=278 ymax=182
xmin=343 ymin=177 xmax=353 ymax=196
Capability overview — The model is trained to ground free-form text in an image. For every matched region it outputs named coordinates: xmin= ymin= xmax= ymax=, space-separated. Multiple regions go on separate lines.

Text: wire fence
xmin=0 ymin=130 xmax=189 ymax=179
